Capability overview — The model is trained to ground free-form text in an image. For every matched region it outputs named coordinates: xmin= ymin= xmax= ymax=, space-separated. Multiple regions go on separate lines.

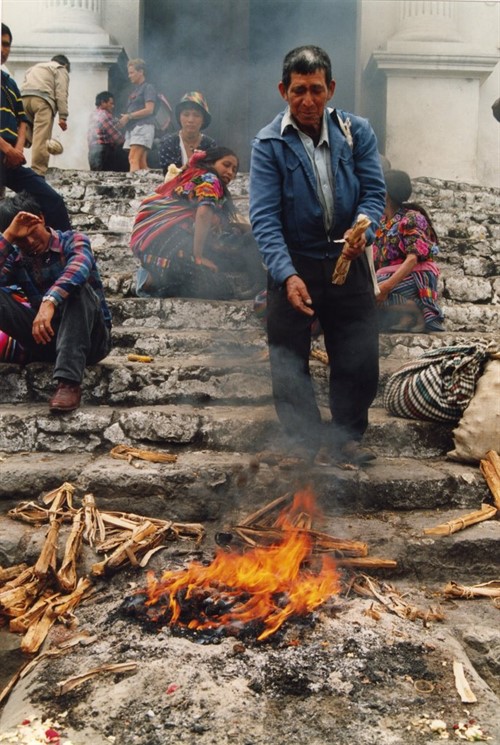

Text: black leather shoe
xmin=340 ymin=440 xmax=376 ymax=465
xmin=49 ymin=382 xmax=82 ymax=413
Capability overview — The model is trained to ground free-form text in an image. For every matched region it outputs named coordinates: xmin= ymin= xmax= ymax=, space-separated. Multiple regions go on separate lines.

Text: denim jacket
xmin=249 ymin=108 xmax=386 ymax=285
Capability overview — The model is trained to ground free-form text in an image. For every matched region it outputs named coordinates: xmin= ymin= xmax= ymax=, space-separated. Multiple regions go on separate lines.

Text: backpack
xmin=154 ymin=93 xmax=174 ymax=136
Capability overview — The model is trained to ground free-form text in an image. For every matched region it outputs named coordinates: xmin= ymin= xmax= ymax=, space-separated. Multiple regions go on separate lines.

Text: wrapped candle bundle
xmin=331 ymin=213 xmax=371 ymax=285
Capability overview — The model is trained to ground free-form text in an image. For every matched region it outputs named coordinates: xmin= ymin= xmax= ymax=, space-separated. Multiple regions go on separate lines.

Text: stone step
xmin=108 ymin=296 xmax=261 ymax=330
xmin=106 ymin=322 xmax=498 ymax=361
xmin=0 ymin=355 xmax=273 ymax=407
xmin=0 ymin=403 xmax=453 ymax=459
xmin=108 ymin=325 xmax=267 ymax=357
xmin=0 ymin=449 xmax=492 ymax=521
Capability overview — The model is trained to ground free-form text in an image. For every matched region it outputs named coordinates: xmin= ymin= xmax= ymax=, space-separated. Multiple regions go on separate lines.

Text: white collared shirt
xmin=281 ymin=108 xmax=334 ymax=231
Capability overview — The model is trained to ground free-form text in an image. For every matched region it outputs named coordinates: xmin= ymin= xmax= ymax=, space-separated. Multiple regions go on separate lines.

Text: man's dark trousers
xmin=267 ymin=252 xmax=379 ymax=456
xmin=0 ymin=284 xmax=111 ymax=383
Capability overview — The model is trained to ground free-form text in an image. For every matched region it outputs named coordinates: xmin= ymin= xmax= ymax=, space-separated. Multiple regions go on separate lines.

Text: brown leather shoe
xmin=49 ymin=382 xmax=82 ymax=413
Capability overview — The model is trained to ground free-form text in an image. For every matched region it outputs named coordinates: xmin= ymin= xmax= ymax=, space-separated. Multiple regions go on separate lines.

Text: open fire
xmin=122 ymin=488 xmax=341 ymax=642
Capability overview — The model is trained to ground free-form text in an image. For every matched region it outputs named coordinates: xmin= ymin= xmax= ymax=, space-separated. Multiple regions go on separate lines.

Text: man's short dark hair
xmin=95 ymin=91 xmax=113 ymax=107
xmin=52 ymin=54 xmax=71 ymax=73
xmin=0 ymin=192 xmax=43 ymax=233
xmin=2 ymin=23 xmax=12 ymax=42
xmin=282 ymin=45 xmax=332 ymax=89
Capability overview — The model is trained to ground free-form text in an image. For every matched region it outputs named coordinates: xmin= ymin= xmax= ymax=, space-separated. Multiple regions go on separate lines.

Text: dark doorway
xmin=142 ymin=0 xmax=357 ymax=169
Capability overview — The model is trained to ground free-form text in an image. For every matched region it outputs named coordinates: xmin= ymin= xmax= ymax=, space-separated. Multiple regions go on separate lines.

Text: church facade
xmin=3 ymin=0 xmax=499 ymax=185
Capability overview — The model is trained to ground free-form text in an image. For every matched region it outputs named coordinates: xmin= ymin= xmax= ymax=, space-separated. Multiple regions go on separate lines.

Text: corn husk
xmin=56 ymin=509 xmax=84 ymax=592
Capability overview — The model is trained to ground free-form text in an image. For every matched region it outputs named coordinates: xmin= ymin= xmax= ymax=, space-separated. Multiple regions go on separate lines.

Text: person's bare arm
xmin=193 ymin=205 xmax=217 ymax=271
xmin=377 ymin=254 xmax=418 ymax=303
xmin=118 ymin=101 xmax=155 ymax=129
xmin=0 ymin=136 xmax=26 ymax=168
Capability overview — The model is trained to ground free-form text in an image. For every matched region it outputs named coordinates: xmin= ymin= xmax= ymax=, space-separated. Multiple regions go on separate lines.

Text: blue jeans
xmin=0 ymin=284 xmax=111 ymax=383
xmin=1 ymin=163 xmax=71 ymax=231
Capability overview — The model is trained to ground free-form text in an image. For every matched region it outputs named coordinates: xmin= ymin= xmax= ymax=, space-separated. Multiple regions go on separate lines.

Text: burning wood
xmin=110 ymin=444 xmax=178 ymax=464
xmin=331 ymin=214 xmax=371 ymax=285
xmin=232 ymin=525 xmax=369 ymax=556
xmin=423 ymin=503 xmax=497 ymax=536
xmin=124 ymin=489 xmax=398 ymax=643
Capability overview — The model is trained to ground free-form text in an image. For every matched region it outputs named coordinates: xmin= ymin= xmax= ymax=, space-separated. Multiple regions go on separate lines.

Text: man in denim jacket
xmin=250 ymin=45 xmax=385 ymax=466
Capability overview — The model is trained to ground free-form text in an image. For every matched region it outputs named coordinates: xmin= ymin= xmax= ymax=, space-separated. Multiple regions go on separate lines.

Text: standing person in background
xmin=87 ymin=91 xmax=125 ymax=171
xmin=118 ymin=59 xmax=156 ymax=172
xmin=159 ymin=92 xmax=216 ymax=175
xmin=21 ymin=54 xmax=70 ymax=176
xmin=250 ymin=45 xmax=386 ymax=466
xmin=1 ymin=24 xmax=71 ymax=231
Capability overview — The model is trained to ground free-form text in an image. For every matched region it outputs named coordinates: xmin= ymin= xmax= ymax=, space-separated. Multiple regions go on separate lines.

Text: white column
xmin=368 ymin=1 xmax=497 ymax=182
xmin=395 ymin=1 xmax=460 ymax=42
xmin=31 ymin=0 xmax=110 ymax=45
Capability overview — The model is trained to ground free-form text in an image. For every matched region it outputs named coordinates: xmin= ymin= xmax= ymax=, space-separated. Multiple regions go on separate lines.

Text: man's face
xmin=128 ymin=65 xmax=144 ymax=85
xmin=1 ymin=33 xmax=12 ymax=65
xmin=16 ymin=221 xmax=50 ymax=257
xmin=278 ymin=70 xmax=335 ymax=136
xmin=101 ymin=98 xmax=115 ymax=113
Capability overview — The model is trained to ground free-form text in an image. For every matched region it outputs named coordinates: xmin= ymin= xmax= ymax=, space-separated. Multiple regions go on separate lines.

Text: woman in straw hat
xmin=158 ymin=92 xmax=216 ymax=175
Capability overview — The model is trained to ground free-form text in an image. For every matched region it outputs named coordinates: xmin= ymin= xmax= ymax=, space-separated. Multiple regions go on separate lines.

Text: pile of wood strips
xmin=0 ymin=482 xmax=204 ymax=655
xmin=220 ymin=492 xmax=398 ymax=571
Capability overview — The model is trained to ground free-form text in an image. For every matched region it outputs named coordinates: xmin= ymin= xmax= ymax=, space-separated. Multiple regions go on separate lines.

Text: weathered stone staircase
xmin=0 ymin=169 xmax=499 ymax=585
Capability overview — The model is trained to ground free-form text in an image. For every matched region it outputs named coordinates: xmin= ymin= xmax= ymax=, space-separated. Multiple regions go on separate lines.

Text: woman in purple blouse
xmin=373 ymin=169 xmax=444 ymax=332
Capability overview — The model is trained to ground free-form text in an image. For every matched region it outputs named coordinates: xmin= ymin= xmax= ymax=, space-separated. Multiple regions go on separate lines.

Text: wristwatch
xmin=42 ymin=295 xmax=57 ymax=306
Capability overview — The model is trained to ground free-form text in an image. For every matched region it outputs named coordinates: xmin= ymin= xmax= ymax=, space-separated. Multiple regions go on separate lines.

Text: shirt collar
xmin=281 ymin=107 xmax=331 ymax=146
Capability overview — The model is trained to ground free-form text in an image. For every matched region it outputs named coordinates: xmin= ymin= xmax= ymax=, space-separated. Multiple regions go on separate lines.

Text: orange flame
xmin=144 ymin=488 xmax=340 ymax=641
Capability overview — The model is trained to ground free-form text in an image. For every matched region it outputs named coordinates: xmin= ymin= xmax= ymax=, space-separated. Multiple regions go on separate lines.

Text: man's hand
xmin=285 ymin=275 xmax=314 ymax=317
xmin=32 ymin=300 xmax=55 ymax=345
xmin=58 ymin=118 xmax=68 ymax=131
xmin=3 ymin=212 xmax=42 ymax=244
xmin=341 ymin=227 xmax=367 ymax=260
xmin=3 ymin=143 xmax=26 ymax=168
xmin=376 ymin=281 xmax=391 ymax=304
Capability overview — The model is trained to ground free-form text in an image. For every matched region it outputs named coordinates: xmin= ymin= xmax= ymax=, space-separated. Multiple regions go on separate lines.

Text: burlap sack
xmin=448 ymin=357 xmax=500 ymax=463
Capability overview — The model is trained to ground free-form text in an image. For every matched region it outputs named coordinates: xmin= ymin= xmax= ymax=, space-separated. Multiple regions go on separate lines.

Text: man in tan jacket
xmin=21 ymin=55 xmax=70 ymax=176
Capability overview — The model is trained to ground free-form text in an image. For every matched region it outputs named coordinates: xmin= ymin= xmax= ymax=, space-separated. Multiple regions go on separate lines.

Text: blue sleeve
xmin=349 ymin=117 xmax=386 ymax=244
xmin=249 ymin=138 xmax=297 ymax=285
